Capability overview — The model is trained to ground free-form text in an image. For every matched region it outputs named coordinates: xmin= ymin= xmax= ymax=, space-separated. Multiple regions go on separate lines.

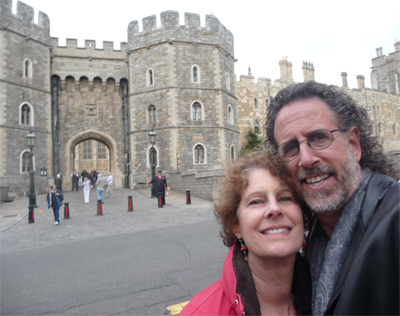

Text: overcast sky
xmin=16 ymin=0 xmax=400 ymax=88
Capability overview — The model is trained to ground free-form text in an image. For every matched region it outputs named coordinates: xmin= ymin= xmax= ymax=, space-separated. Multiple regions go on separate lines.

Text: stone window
xmin=230 ymin=145 xmax=235 ymax=163
xmin=192 ymin=101 xmax=203 ymax=121
xmin=98 ymin=142 xmax=106 ymax=159
xmin=148 ymin=105 xmax=157 ymax=123
xmin=23 ymin=58 xmax=32 ymax=78
xmin=393 ymin=124 xmax=397 ymax=135
xmin=226 ymin=73 xmax=230 ymax=90
xmin=378 ymin=122 xmax=383 ymax=135
xmin=265 ymin=99 xmax=269 ymax=109
xmin=227 ymin=105 xmax=233 ymax=124
xmin=83 ymin=141 xmax=92 ymax=159
xmin=254 ymin=120 xmax=260 ymax=134
xmin=147 ymin=68 xmax=154 ymax=86
xmin=254 ymin=98 xmax=258 ymax=109
xmin=194 ymin=144 xmax=206 ymax=164
xmin=20 ymin=150 xmax=34 ymax=173
xmin=147 ymin=146 xmax=159 ymax=168
xmin=191 ymin=65 xmax=200 ymax=83
xmin=20 ymin=103 xmax=31 ymax=125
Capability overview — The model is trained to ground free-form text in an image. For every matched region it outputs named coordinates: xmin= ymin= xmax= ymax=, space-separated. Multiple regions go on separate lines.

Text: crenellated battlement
xmin=127 ymin=11 xmax=234 ymax=56
xmin=51 ymin=37 xmax=127 ymax=53
xmin=0 ymin=0 xmax=50 ymax=43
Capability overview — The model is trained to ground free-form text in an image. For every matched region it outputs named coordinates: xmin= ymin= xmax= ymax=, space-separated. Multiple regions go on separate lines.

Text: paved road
xmin=1 ymin=188 xmax=215 ymax=253
xmin=0 ymin=188 xmax=229 ymax=315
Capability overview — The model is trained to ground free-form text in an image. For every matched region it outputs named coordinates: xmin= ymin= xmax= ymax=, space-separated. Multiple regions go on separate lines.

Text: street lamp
xmin=26 ymin=130 xmax=37 ymax=224
xmin=148 ymin=128 xmax=157 ymax=198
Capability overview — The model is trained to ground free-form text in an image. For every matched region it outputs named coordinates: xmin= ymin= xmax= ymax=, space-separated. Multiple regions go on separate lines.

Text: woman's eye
xmin=279 ymin=196 xmax=293 ymax=202
xmin=249 ymin=200 xmax=262 ymax=205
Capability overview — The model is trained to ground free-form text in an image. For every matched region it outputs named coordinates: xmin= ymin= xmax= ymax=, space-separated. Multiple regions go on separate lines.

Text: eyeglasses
xmin=274 ymin=129 xmax=347 ymax=162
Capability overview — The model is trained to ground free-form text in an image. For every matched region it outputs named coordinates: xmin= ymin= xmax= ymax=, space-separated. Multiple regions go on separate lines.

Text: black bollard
xmin=28 ymin=206 xmax=34 ymax=224
xmin=128 ymin=196 xmax=133 ymax=212
xmin=158 ymin=193 xmax=163 ymax=208
xmin=186 ymin=190 xmax=191 ymax=205
xmin=64 ymin=202 xmax=70 ymax=219
xmin=97 ymin=200 xmax=103 ymax=216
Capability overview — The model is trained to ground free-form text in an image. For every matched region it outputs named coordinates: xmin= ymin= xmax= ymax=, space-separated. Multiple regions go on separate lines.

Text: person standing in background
xmin=104 ymin=172 xmax=114 ymax=198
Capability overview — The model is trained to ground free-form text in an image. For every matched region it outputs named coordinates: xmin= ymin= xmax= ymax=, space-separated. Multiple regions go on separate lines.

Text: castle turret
xmin=127 ymin=11 xmax=239 ymax=184
xmin=0 ymin=0 xmax=52 ymax=194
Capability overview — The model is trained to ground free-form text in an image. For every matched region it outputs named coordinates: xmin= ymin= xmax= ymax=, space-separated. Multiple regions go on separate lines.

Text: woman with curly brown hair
xmin=180 ymin=150 xmax=312 ymax=316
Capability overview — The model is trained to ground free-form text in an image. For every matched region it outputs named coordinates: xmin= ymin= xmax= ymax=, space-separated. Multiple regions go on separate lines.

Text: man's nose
xmin=297 ymin=142 xmax=320 ymax=169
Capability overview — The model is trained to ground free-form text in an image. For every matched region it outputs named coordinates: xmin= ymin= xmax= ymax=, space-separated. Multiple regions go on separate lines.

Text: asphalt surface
xmin=1 ymin=188 xmax=229 ymax=315
xmin=0 ymin=188 xmax=215 ymax=253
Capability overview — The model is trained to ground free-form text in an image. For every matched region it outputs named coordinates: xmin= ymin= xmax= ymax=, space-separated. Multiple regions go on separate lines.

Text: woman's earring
xmin=300 ymin=234 xmax=307 ymax=254
xmin=238 ymin=238 xmax=248 ymax=262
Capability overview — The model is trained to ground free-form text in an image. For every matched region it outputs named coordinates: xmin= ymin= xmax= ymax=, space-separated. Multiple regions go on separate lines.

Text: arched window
xmin=20 ymin=150 xmax=34 ymax=173
xmin=194 ymin=144 xmax=205 ymax=164
xmin=21 ymin=104 xmax=30 ymax=125
xmin=230 ymin=145 xmax=235 ymax=163
xmin=23 ymin=58 xmax=32 ymax=78
xmin=192 ymin=102 xmax=202 ymax=121
xmin=147 ymin=68 xmax=154 ymax=86
xmin=83 ymin=141 xmax=92 ymax=159
xmin=227 ymin=105 xmax=233 ymax=124
xmin=254 ymin=98 xmax=258 ymax=109
xmin=378 ymin=122 xmax=383 ymax=135
xmin=98 ymin=142 xmax=106 ymax=159
xmin=254 ymin=120 xmax=259 ymax=134
xmin=393 ymin=124 xmax=397 ymax=135
xmin=19 ymin=102 xmax=34 ymax=126
xmin=147 ymin=146 xmax=159 ymax=168
xmin=192 ymin=65 xmax=200 ymax=83
xmin=148 ymin=105 xmax=157 ymax=123
xmin=226 ymin=73 xmax=230 ymax=90
xmin=265 ymin=99 xmax=269 ymax=109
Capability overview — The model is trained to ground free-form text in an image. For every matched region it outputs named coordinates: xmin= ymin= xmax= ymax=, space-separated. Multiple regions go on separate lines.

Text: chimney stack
xmin=279 ymin=57 xmax=293 ymax=82
xmin=357 ymin=75 xmax=365 ymax=89
xmin=341 ymin=72 xmax=348 ymax=88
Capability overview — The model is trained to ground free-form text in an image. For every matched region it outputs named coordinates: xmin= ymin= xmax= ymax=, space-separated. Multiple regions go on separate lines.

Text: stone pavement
xmin=0 ymin=188 xmax=215 ymax=254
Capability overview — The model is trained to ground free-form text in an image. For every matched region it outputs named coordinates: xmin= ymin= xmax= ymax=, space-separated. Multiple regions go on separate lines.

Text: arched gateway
xmin=65 ymin=130 xmax=122 ymax=188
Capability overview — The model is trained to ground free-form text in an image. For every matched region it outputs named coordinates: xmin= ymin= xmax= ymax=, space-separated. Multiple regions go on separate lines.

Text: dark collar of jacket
xmin=227 ymin=241 xmax=312 ymax=315
xmin=316 ymin=171 xmax=398 ymax=315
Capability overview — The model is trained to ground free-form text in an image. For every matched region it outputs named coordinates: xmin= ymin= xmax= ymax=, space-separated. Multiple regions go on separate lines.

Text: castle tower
xmin=0 ymin=0 xmax=52 ymax=194
xmin=371 ymin=42 xmax=400 ymax=94
xmin=127 ymin=11 xmax=239 ymax=183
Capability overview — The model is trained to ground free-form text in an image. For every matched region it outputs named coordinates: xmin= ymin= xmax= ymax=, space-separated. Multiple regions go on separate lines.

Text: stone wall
xmin=168 ymin=170 xmax=223 ymax=201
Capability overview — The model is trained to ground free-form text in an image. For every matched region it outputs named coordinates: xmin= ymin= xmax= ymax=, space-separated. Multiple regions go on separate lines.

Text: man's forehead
xmin=274 ymin=98 xmax=337 ymax=140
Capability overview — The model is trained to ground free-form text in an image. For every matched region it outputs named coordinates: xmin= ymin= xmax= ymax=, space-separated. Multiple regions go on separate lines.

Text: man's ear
xmin=347 ymin=126 xmax=362 ymax=162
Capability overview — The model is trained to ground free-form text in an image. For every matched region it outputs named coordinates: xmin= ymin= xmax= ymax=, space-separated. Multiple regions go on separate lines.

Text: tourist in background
xmin=104 ymin=172 xmax=114 ymax=198
xmin=95 ymin=173 xmax=106 ymax=204
xmin=46 ymin=184 xmax=64 ymax=225
xmin=82 ymin=177 xmax=91 ymax=203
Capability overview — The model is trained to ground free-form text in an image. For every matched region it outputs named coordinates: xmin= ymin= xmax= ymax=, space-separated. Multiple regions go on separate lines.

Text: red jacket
xmin=180 ymin=244 xmax=245 ymax=316
xmin=180 ymin=242 xmax=311 ymax=316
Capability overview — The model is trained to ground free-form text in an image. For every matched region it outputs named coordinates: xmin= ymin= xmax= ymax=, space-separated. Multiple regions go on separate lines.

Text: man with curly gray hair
xmin=265 ymin=81 xmax=399 ymax=316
